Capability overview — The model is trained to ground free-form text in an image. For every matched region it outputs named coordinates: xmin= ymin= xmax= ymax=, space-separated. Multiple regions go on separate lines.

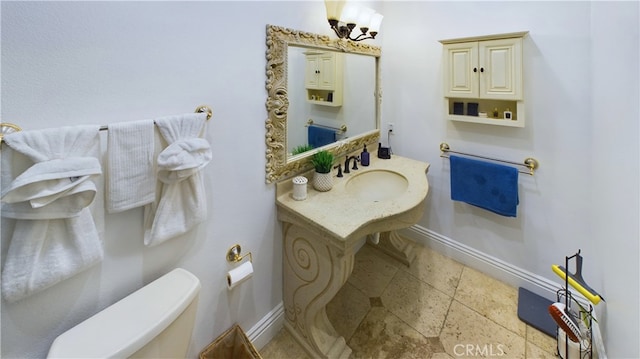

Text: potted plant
xmin=311 ymin=150 xmax=334 ymax=192
xmin=291 ymin=144 xmax=314 ymax=156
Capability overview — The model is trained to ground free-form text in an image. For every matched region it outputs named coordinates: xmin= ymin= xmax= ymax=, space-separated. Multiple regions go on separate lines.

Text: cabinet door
xmin=305 ymin=55 xmax=320 ymax=88
xmin=443 ymin=42 xmax=479 ymax=98
xmin=479 ymin=38 xmax=522 ymax=100
xmin=317 ymin=53 xmax=336 ymax=90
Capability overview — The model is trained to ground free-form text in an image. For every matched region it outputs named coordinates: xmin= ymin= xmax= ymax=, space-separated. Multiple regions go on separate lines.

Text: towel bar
xmin=306 ymin=119 xmax=347 ymax=134
xmin=1 ymin=106 xmax=212 ymax=144
xmin=440 ymin=142 xmax=539 ymax=176
xmin=99 ymin=105 xmax=213 ymax=131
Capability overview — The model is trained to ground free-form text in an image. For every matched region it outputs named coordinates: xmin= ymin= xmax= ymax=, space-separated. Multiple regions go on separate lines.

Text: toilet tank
xmin=47 ymin=268 xmax=201 ymax=359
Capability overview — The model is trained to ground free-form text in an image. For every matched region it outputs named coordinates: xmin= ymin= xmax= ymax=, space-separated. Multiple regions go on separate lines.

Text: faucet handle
xmin=343 ymin=156 xmax=351 ymax=174
xmin=351 ymin=156 xmax=360 ymax=170
xmin=334 ymin=164 xmax=343 ymax=177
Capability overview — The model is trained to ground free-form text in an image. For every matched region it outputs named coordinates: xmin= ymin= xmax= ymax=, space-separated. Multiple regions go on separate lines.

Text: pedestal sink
xmin=345 ymin=169 xmax=408 ymax=202
xmin=275 ymin=153 xmax=430 ymax=359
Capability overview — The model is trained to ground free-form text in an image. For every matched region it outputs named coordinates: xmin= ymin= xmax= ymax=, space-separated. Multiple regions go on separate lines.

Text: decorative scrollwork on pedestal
xmin=282 ymin=222 xmax=354 ymax=358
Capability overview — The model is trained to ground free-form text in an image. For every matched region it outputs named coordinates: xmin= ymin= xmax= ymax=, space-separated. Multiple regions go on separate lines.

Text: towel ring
xmin=0 ymin=123 xmax=22 ymax=143
xmin=195 ymin=105 xmax=213 ymax=121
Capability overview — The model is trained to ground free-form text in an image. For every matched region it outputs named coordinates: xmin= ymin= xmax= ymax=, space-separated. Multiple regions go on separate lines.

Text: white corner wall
xmin=381 ymin=0 xmax=596 ymax=283
xmin=0 ymin=1 xmax=343 ymax=358
xmin=590 ymin=2 xmax=640 ymax=356
xmin=380 ymin=1 xmax=639 ymax=357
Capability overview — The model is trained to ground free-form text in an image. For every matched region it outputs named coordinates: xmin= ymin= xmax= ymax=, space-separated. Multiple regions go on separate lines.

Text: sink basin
xmin=345 ymin=169 xmax=409 ymax=202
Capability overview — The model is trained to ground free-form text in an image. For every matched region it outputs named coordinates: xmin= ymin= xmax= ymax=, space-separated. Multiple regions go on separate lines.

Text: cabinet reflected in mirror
xmin=287 ymin=46 xmax=376 ymax=155
xmin=265 ymin=25 xmax=381 ymax=184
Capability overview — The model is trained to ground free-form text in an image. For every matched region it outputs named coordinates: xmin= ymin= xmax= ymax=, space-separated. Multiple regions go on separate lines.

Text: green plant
xmin=311 ymin=150 xmax=334 ymax=174
xmin=291 ymin=144 xmax=314 ymax=155
xmin=575 ymin=300 xmax=597 ymax=329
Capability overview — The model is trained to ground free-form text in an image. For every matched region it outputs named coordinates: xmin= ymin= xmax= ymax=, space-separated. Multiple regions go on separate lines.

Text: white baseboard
xmin=401 ymin=225 xmax=559 ymax=301
xmin=246 ymin=301 xmax=285 ymax=351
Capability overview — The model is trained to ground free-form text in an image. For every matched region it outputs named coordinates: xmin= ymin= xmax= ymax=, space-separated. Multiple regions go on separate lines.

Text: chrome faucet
xmin=343 ymin=155 xmax=360 ymax=174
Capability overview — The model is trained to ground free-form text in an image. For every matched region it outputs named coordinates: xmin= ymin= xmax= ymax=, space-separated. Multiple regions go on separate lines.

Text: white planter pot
xmin=313 ymin=172 xmax=333 ymax=192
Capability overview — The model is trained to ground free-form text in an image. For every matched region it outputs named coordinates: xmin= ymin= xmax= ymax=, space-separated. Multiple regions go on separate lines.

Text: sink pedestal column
xmin=275 ymin=155 xmax=431 ymax=358
xmin=371 ymin=230 xmax=417 ymax=266
xmin=282 ymin=222 xmax=354 ymax=359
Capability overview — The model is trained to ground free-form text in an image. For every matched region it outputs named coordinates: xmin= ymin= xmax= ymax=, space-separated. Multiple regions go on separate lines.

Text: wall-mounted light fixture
xmin=324 ymin=0 xmax=383 ymax=42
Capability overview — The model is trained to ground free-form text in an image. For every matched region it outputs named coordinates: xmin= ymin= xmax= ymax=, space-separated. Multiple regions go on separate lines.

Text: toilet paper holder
xmin=226 ymin=244 xmax=253 ymax=264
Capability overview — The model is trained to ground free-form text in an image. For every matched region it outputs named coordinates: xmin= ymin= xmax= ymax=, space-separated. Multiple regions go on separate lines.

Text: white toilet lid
xmin=47 ymin=268 xmax=201 ymax=358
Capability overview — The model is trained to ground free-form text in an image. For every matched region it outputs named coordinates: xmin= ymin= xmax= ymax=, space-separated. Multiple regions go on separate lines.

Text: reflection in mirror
xmin=287 ymin=46 xmax=376 ymax=155
xmin=265 ymin=25 xmax=381 ymax=184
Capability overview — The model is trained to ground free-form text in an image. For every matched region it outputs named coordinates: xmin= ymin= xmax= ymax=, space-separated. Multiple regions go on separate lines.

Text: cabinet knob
xmin=480 ymin=67 xmax=484 ymax=73
xmin=473 ymin=67 xmax=477 ymax=73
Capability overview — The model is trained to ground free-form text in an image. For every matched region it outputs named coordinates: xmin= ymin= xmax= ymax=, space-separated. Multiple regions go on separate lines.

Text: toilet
xmin=47 ymin=268 xmax=201 ymax=358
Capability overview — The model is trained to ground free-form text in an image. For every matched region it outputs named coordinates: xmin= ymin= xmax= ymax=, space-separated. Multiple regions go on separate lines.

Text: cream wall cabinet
xmin=440 ymin=32 xmax=528 ymax=127
xmin=304 ymin=51 xmax=343 ymax=107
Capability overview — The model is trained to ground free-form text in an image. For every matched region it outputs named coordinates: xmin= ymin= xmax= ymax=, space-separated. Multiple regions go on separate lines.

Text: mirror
xmin=265 ymin=25 xmax=381 ymax=183
xmin=286 ymin=46 xmax=376 ymax=154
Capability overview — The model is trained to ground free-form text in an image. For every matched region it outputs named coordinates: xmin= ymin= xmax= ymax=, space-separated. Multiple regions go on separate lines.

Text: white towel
xmin=143 ymin=113 xmax=211 ymax=247
xmin=1 ymin=125 xmax=104 ymax=302
xmin=106 ymin=119 xmax=156 ymax=213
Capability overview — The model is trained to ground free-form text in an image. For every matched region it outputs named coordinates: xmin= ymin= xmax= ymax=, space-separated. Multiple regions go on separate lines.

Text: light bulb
xmin=368 ymin=13 xmax=383 ymax=33
xmin=324 ymin=0 xmax=346 ymax=21
xmin=357 ymin=7 xmax=375 ymax=28
xmin=340 ymin=2 xmax=359 ymax=24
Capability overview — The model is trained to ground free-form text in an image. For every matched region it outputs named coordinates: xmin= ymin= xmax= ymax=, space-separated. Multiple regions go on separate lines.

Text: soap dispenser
xmin=360 ymin=145 xmax=370 ymax=166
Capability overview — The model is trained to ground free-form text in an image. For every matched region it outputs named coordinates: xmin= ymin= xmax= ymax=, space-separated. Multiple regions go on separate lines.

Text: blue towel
xmin=308 ymin=125 xmax=336 ymax=148
xmin=449 ymin=155 xmax=519 ymax=217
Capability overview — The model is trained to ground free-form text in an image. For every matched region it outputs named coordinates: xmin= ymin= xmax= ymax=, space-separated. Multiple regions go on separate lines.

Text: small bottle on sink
xmin=360 ymin=145 xmax=370 ymax=166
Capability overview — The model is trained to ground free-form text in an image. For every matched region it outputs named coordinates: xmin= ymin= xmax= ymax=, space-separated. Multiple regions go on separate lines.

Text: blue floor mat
xmin=517 ymin=287 xmax=556 ymax=337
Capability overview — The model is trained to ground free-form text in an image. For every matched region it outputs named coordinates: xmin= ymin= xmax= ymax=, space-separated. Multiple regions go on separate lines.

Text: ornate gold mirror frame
xmin=265 ymin=24 xmax=381 ymax=184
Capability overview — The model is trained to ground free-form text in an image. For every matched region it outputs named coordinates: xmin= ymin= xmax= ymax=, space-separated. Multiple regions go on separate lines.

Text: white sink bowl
xmin=345 ymin=169 xmax=409 ymax=202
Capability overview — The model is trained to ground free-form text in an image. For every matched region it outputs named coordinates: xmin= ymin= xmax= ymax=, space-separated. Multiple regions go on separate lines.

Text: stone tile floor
xmin=260 ymin=243 xmax=558 ymax=359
